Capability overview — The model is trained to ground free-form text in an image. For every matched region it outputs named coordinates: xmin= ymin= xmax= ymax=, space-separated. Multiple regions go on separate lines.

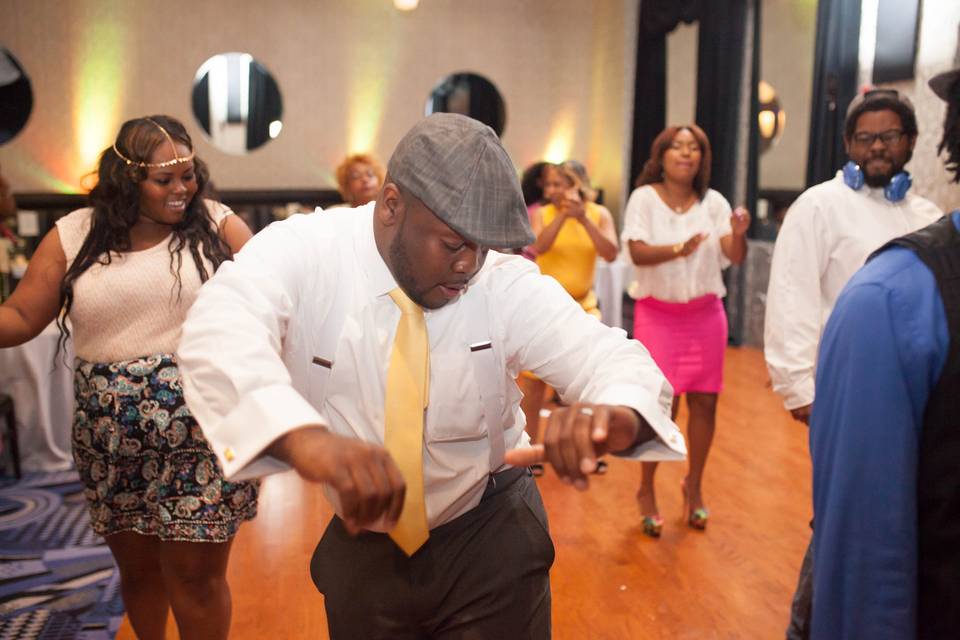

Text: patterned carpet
xmin=0 ymin=471 xmax=122 ymax=639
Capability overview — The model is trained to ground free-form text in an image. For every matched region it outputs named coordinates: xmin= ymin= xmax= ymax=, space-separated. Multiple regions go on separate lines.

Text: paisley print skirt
xmin=72 ymin=353 xmax=258 ymax=542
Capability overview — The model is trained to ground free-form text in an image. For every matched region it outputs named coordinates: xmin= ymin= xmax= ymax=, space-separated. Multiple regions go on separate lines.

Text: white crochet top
xmin=56 ymin=199 xmax=233 ymax=363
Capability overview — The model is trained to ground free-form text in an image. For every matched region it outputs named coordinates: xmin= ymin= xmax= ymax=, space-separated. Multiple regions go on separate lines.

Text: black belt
xmin=481 ymin=466 xmax=530 ymax=501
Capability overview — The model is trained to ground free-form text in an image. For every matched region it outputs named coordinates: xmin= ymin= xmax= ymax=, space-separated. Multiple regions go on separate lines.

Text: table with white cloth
xmin=0 ymin=323 xmax=75 ymax=472
xmin=593 ymin=258 xmax=631 ymax=329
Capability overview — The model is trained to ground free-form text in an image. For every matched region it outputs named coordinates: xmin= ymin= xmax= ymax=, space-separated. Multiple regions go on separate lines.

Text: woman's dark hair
xmin=635 ymin=124 xmax=712 ymax=199
xmin=520 ymin=161 xmax=549 ymax=206
xmin=57 ymin=115 xmax=232 ymax=353
xmin=938 ymin=79 xmax=960 ymax=184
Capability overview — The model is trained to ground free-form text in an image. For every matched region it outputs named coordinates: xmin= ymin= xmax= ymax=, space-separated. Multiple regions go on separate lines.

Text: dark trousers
xmin=786 ymin=526 xmax=814 ymax=640
xmin=310 ymin=468 xmax=555 ymax=639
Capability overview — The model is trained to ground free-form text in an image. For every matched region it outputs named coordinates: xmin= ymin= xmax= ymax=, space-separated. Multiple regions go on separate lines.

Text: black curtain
xmin=628 ymin=0 xmax=699 ymax=186
xmin=806 ymin=0 xmax=861 ymax=187
xmin=695 ymin=0 xmax=758 ymax=209
xmin=745 ymin=9 xmax=760 ymax=233
xmin=694 ymin=0 xmax=760 ymax=345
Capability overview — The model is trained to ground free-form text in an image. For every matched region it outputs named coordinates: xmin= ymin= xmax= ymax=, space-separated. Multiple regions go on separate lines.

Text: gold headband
xmin=112 ymin=118 xmax=195 ymax=168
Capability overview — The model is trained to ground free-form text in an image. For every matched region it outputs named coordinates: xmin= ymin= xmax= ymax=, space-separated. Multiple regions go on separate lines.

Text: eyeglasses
xmin=851 ymin=129 xmax=906 ymax=147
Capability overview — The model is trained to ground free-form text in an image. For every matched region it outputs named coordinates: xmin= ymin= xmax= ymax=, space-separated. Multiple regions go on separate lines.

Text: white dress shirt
xmin=763 ymin=172 xmax=942 ymax=410
xmin=178 ymin=204 xmax=685 ymax=529
xmin=620 ymin=186 xmax=734 ymax=302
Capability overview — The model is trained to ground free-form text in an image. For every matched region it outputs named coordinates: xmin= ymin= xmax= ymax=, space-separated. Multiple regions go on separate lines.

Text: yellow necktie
xmin=385 ymin=287 xmax=430 ymax=555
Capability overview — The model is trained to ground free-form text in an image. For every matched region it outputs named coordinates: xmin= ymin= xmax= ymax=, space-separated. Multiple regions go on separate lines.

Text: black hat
xmin=929 ymin=68 xmax=960 ymax=102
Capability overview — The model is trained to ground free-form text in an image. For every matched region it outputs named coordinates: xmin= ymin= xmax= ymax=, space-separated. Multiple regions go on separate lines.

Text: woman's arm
xmin=0 ymin=227 xmax=67 ymax=347
xmin=580 ymin=205 xmax=619 ymax=262
xmin=627 ymin=234 xmax=706 ymax=266
xmin=621 ymin=187 xmax=703 ymax=267
xmin=720 ymin=207 xmax=751 ymax=265
xmin=529 ymin=206 xmax=568 ymax=256
xmin=220 ymin=213 xmax=255 ymax=255
xmin=0 ymin=165 xmax=16 ymax=218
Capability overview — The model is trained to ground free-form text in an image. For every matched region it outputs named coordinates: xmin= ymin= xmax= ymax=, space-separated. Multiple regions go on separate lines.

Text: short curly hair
xmin=844 ymin=90 xmax=919 ymax=141
xmin=335 ymin=153 xmax=385 ymax=201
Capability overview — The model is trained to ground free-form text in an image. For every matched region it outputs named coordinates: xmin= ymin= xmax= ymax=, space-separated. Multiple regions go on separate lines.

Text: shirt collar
xmin=353 ymin=202 xmax=399 ymax=298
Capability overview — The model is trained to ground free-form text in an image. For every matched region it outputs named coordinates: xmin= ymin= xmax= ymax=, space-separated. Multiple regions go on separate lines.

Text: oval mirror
xmin=0 ymin=48 xmax=33 ymax=145
xmin=425 ymin=72 xmax=506 ymax=137
xmin=191 ymin=53 xmax=283 ymax=154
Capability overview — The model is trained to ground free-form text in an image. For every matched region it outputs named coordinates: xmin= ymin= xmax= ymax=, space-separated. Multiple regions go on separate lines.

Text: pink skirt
xmin=632 ymin=294 xmax=727 ymax=394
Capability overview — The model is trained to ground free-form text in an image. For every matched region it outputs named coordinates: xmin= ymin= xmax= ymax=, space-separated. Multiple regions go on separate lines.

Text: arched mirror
xmin=0 ymin=48 xmax=33 ymax=144
xmin=425 ymin=72 xmax=506 ymax=137
xmin=191 ymin=53 xmax=283 ymax=154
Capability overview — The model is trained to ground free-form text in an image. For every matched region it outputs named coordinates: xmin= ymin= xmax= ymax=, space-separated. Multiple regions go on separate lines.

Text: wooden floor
xmin=117 ymin=346 xmax=811 ymax=639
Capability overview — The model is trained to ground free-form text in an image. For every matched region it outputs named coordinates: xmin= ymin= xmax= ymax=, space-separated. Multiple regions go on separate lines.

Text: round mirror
xmin=425 ymin=72 xmax=506 ymax=137
xmin=191 ymin=53 xmax=283 ymax=154
xmin=0 ymin=48 xmax=33 ymax=144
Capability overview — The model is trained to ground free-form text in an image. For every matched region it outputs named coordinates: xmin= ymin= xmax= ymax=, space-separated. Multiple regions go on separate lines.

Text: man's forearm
xmin=267 ymin=425 xmax=330 ymax=466
xmin=631 ymin=410 xmax=657 ymax=448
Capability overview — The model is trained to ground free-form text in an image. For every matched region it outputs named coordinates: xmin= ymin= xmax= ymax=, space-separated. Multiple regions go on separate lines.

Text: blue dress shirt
xmin=809 ymin=211 xmax=958 ymax=639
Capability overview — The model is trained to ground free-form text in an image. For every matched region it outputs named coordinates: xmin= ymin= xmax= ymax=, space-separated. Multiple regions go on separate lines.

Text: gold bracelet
xmin=672 ymin=241 xmax=683 ymax=255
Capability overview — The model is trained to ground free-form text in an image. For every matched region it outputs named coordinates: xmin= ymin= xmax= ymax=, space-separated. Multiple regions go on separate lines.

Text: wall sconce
xmin=394 ymin=0 xmax=419 ymax=10
xmin=758 ymin=80 xmax=785 ymax=153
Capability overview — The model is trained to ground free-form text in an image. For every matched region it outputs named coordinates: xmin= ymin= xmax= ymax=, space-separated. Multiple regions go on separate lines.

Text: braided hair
xmin=57 ymin=115 xmax=232 ymax=353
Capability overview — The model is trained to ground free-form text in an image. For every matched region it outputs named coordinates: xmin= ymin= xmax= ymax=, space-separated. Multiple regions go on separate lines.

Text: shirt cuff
xmin=594 ymin=384 xmax=686 ymax=461
xmin=777 ymin=376 xmax=815 ymax=411
xmin=202 ymin=383 xmax=326 ymax=480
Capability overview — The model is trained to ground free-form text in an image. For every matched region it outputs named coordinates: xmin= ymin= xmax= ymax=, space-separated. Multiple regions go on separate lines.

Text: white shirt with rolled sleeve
xmin=763 ymin=172 xmax=942 ymax=411
xmin=178 ymin=203 xmax=685 ymax=529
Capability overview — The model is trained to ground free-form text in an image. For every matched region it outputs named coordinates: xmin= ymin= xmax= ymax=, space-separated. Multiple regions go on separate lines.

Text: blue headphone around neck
xmin=842 ymin=161 xmax=912 ymax=203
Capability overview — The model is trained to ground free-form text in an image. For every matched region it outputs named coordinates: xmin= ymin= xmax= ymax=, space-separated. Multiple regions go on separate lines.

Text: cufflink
xmin=224 ymin=447 xmax=236 ymax=462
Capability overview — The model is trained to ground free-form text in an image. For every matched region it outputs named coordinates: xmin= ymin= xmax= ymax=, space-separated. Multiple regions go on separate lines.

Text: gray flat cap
xmin=930 ymin=68 xmax=960 ymax=102
xmin=387 ymin=113 xmax=534 ymax=248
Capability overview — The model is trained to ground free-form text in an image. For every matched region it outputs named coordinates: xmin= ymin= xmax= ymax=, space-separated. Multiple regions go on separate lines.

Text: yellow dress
xmin=521 ymin=203 xmax=605 ymax=383
xmin=535 ymin=202 xmax=602 ymax=318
